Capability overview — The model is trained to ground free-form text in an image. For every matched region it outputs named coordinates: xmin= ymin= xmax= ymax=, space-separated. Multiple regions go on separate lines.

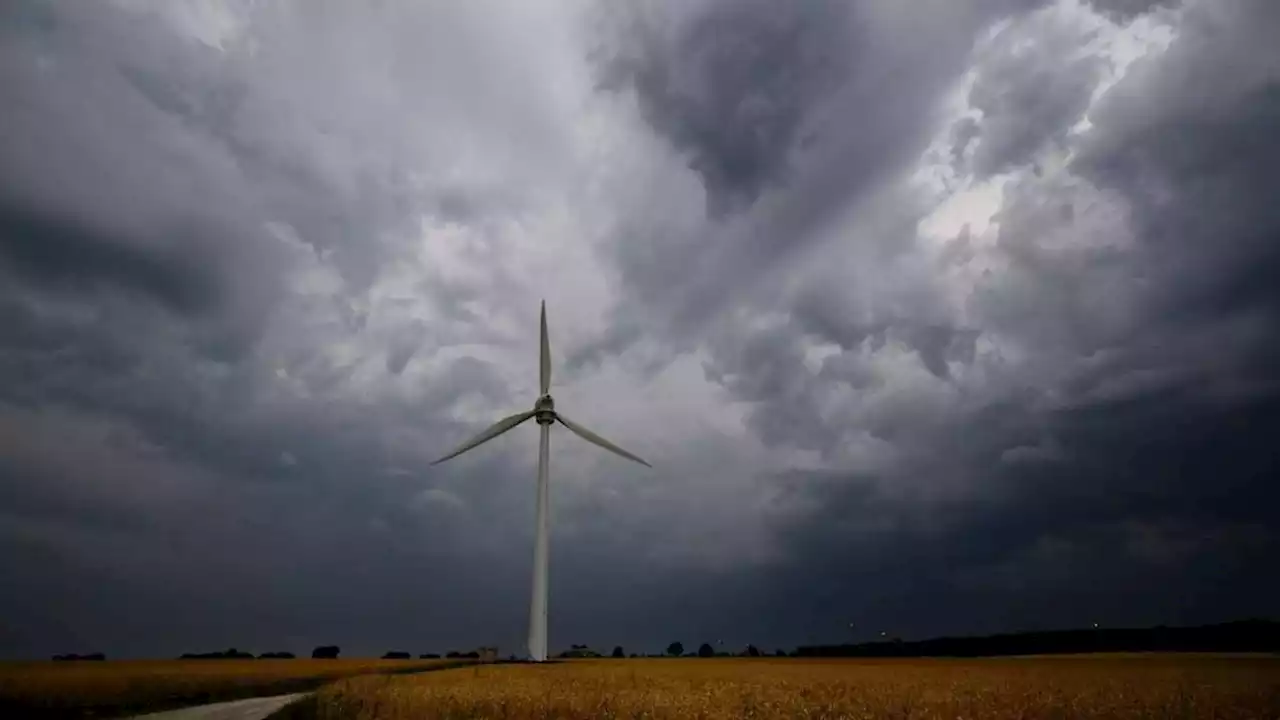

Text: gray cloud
xmin=737 ymin=0 xmax=1280 ymax=636
xmin=582 ymin=0 xmax=1053 ymax=369
xmin=0 ymin=203 xmax=222 ymax=318
xmin=1 ymin=0 xmax=1277 ymax=662
xmin=961 ymin=5 xmax=1107 ymax=177
xmin=1085 ymin=0 xmax=1181 ymax=22
xmin=596 ymin=0 xmax=855 ymax=218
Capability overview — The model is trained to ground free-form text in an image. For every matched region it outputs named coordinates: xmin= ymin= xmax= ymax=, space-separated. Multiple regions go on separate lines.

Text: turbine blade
xmin=540 ymin=300 xmax=551 ymax=395
xmin=430 ymin=410 xmax=536 ymax=465
xmin=556 ymin=414 xmax=651 ymax=468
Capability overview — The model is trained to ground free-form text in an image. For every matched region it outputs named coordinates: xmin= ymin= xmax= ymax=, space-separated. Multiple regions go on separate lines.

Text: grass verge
xmin=0 ymin=658 xmax=473 ymax=719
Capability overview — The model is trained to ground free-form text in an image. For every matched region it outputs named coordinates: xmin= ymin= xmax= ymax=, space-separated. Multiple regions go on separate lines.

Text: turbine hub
xmin=534 ymin=394 xmax=556 ymax=425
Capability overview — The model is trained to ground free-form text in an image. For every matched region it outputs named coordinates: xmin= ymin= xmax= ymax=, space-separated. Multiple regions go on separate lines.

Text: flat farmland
xmin=275 ymin=654 xmax=1280 ymax=719
xmin=0 ymin=657 xmax=469 ymax=719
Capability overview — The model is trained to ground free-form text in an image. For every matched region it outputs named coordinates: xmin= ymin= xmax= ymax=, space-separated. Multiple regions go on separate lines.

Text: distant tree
xmin=382 ymin=651 xmax=411 ymax=660
xmin=180 ymin=648 xmax=254 ymax=660
xmin=629 ymin=653 xmax=639 ymax=658
xmin=774 ymin=649 xmax=787 ymax=657
xmin=611 ymin=646 xmax=625 ymax=658
xmin=697 ymin=643 xmax=714 ymax=658
xmin=311 ymin=645 xmax=340 ymax=659
xmin=463 ymin=651 xmax=480 ymax=659
xmin=666 ymin=642 xmax=683 ymax=657
xmin=445 ymin=651 xmax=461 ymax=659
xmin=419 ymin=653 xmax=441 ymax=659
xmin=258 ymin=652 xmax=295 ymax=659
xmin=52 ymin=653 xmax=106 ymax=661
xmin=745 ymin=645 xmax=761 ymax=657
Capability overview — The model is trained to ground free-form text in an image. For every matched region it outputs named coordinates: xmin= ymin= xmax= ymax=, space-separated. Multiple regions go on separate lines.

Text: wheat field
xmin=277 ymin=655 xmax=1280 ymax=720
xmin=0 ymin=657 xmax=466 ymax=719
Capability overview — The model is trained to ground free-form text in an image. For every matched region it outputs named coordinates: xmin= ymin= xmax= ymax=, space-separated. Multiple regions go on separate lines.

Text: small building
xmin=476 ymin=646 xmax=498 ymax=663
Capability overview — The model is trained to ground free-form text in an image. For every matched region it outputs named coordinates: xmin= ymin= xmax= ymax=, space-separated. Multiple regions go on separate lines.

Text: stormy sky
xmin=1 ymin=0 xmax=1277 ymax=660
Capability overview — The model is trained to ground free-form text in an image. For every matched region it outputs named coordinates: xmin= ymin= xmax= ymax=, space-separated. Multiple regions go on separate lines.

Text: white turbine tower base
xmin=430 ymin=300 xmax=651 ymax=662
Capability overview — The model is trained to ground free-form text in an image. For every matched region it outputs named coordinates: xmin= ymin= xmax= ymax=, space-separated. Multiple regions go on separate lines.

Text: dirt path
xmin=128 ymin=693 xmax=304 ymax=720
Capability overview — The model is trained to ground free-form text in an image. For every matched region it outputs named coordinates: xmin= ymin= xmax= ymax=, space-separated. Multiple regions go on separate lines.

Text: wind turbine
xmin=430 ymin=300 xmax=650 ymax=662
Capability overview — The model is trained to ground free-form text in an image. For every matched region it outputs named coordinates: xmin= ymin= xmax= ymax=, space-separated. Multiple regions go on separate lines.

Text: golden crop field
xmin=0 ymin=657 xmax=469 ymax=719
xmin=278 ymin=655 xmax=1280 ymax=720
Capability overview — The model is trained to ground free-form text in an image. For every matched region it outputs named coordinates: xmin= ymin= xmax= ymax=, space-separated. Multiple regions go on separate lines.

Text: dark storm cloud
xmin=581 ymin=0 xmax=1053 ymax=370
xmin=597 ymin=0 xmax=854 ymax=218
xmin=1085 ymin=0 xmax=1180 ymax=22
xmin=2 ymin=0 xmax=1277 ymax=663
xmin=385 ymin=321 xmax=427 ymax=375
xmin=960 ymin=6 xmax=1106 ymax=178
xmin=760 ymin=388 xmax=1280 ymax=638
xmin=0 ymin=0 xmax=560 ymax=658
xmin=788 ymin=279 xmax=982 ymax=382
xmin=0 ymin=204 xmax=223 ymax=318
xmin=1076 ymin=3 xmax=1280 ymax=335
xmin=0 ymin=0 xmax=800 ymax=661
xmin=699 ymin=321 xmax=844 ymax=452
xmin=0 ymin=2 xmax=289 ymax=361
xmin=732 ymin=0 xmax=1280 ymax=638
xmin=0 ymin=354 xmax=541 ymax=658
xmin=599 ymin=0 xmax=1055 ymax=217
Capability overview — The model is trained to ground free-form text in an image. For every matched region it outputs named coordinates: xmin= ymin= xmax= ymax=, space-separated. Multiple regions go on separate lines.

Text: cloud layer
xmin=1 ymin=0 xmax=1277 ymax=659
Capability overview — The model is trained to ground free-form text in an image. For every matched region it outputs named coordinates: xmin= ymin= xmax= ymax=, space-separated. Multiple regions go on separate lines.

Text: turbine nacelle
xmin=533 ymin=394 xmax=556 ymax=425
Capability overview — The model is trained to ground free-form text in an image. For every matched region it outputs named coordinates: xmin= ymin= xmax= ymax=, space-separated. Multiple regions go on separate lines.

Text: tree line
xmin=49 ymin=618 xmax=1278 ymax=662
xmin=555 ymin=642 xmax=785 ymax=659
xmin=157 ymin=646 xmax=483 ymax=660
xmin=794 ymin=619 xmax=1280 ymax=657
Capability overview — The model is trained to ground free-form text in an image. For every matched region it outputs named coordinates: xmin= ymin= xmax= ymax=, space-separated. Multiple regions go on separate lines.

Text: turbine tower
xmin=430 ymin=300 xmax=650 ymax=662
